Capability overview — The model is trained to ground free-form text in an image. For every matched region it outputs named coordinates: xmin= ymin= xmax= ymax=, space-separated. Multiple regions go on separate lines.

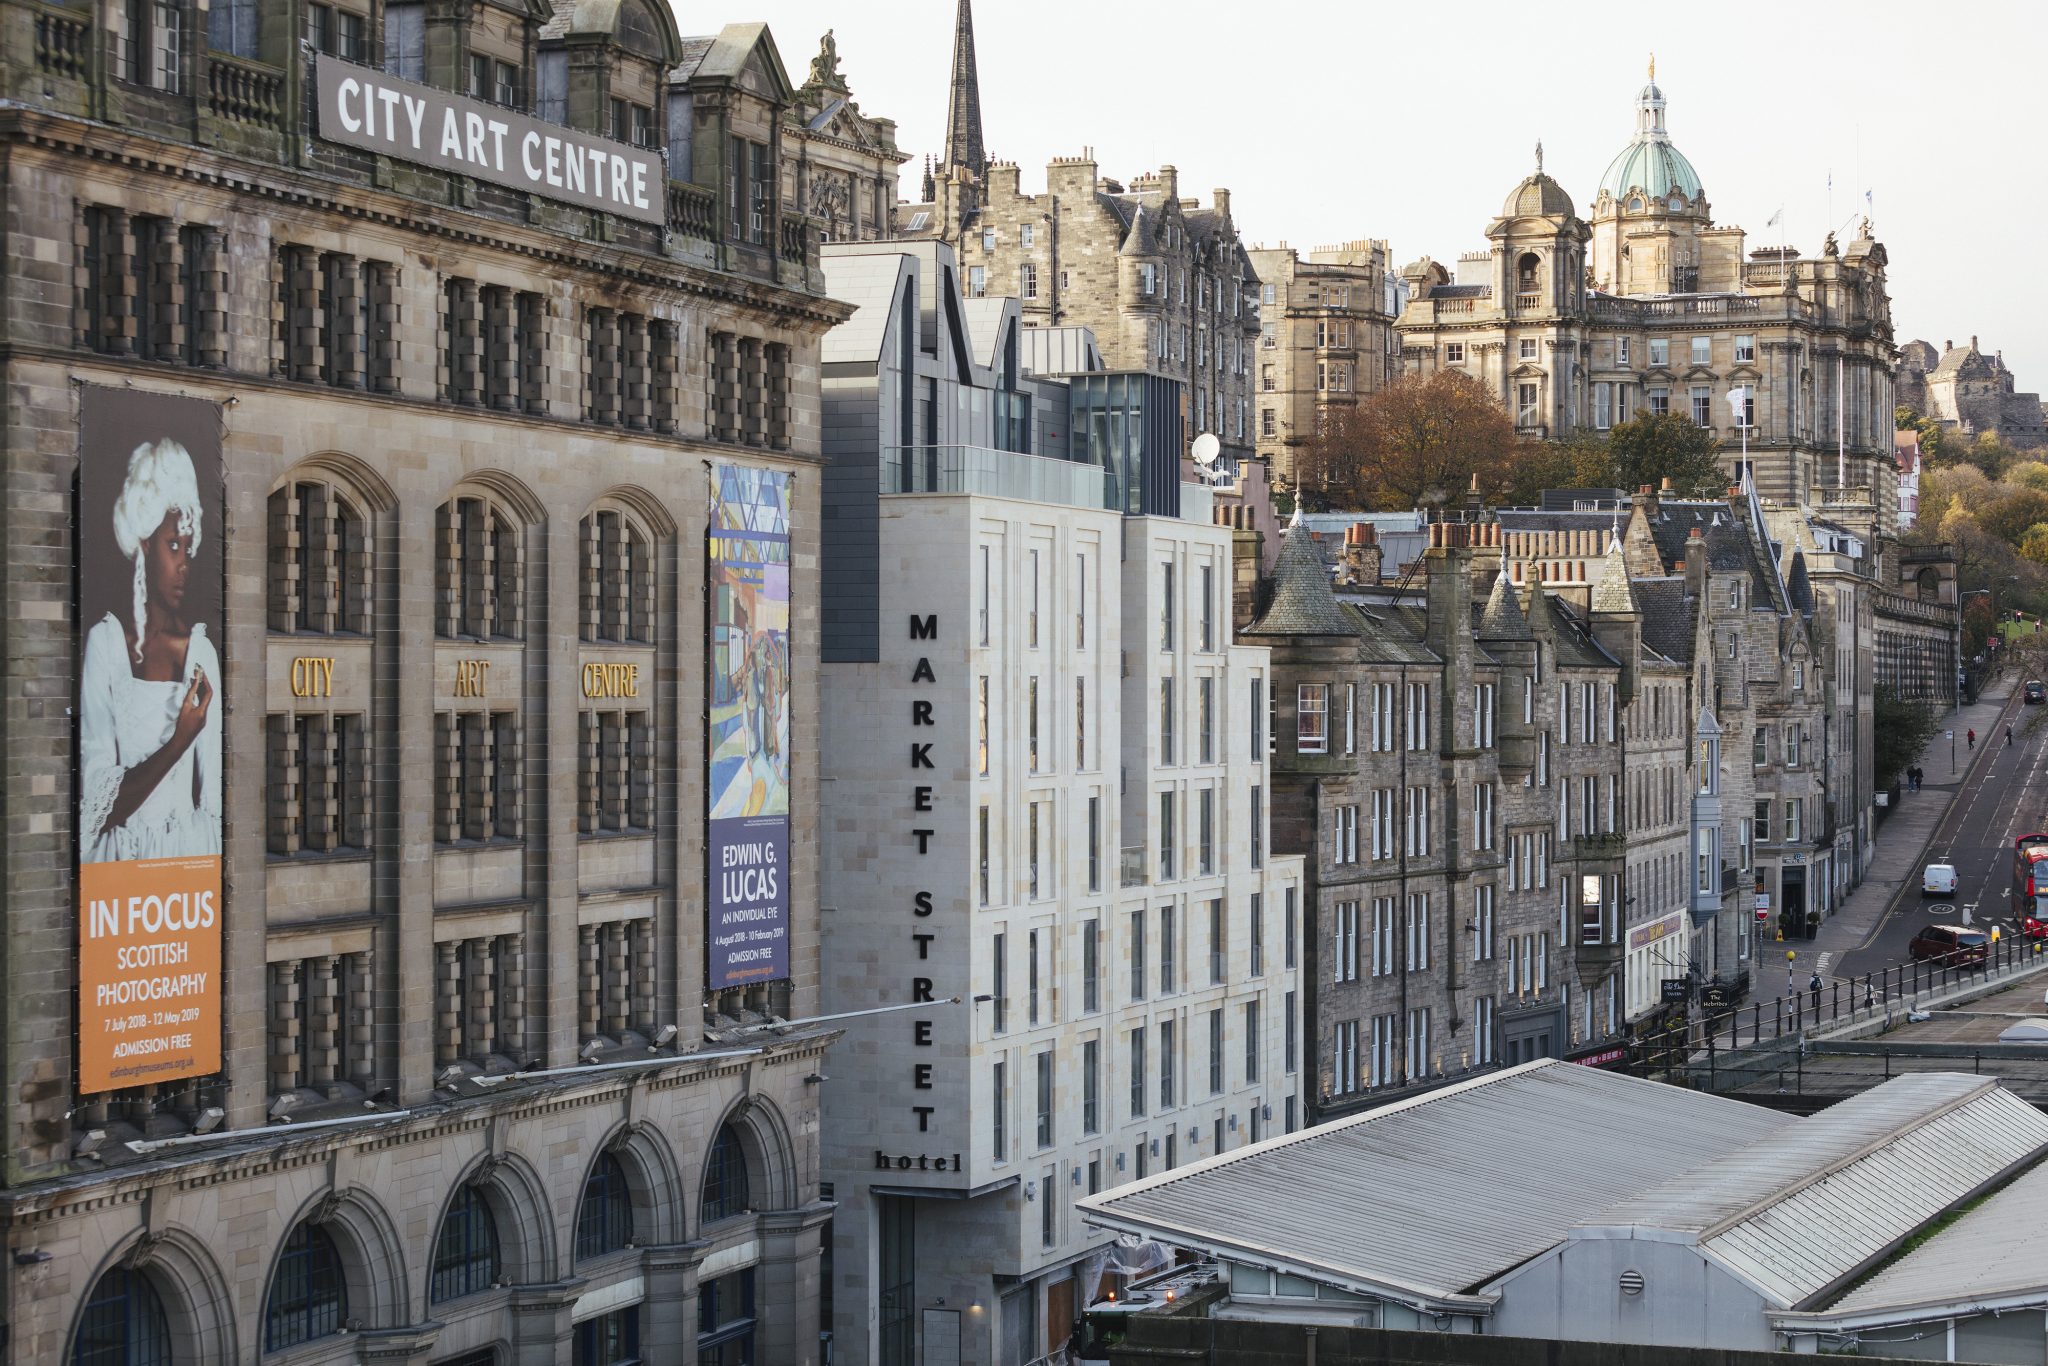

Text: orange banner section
xmin=78 ymin=854 xmax=221 ymax=1094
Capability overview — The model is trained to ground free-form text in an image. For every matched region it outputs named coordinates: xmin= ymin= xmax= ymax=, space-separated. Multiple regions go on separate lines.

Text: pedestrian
xmin=1809 ymin=971 xmax=1822 ymax=1012
xmin=1969 ymin=727 xmax=1977 ymax=751
xmin=2009 ymin=725 xmax=2016 ymax=746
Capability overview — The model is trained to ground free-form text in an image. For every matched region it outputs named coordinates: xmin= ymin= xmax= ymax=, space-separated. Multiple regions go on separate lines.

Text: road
xmin=1835 ymin=692 xmax=2046 ymax=978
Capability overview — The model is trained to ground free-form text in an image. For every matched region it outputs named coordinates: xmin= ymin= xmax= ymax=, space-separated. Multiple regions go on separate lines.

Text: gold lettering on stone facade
xmin=453 ymin=659 xmax=490 ymax=697
xmin=581 ymin=662 xmax=640 ymax=699
xmin=289 ymin=657 xmax=336 ymax=698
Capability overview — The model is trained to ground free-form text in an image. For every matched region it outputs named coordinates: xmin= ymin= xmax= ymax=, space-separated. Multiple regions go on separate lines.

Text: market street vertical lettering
xmin=76 ymin=388 xmax=225 ymax=1093
xmin=707 ymin=466 xmax=792 ymax=988
xmin=908 ymin=613 xmax=939 ymax=1135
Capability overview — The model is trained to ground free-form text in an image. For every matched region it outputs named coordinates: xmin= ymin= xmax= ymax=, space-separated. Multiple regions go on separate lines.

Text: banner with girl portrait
xmin=76 ymin=389 xmax=223 ymax=1093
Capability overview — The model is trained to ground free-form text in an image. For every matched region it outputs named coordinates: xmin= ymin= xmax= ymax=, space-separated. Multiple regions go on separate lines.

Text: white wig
xmin=110 ymin=437 xmax=203 ymax=662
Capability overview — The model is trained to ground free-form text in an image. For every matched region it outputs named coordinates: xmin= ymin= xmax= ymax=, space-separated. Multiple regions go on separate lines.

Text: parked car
xmin=2026 ymin=679 xmax=2045 ymax=705
xmin=1923 ymin=863 xmax=1959 ymax=897
xmin=1909 ymin=924 xmax=1990 ymax=967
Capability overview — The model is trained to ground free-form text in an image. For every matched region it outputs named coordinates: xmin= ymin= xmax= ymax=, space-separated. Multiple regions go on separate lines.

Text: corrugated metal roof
xmin=1585 ymin=1074 xmax=2048 ymax=1308
xmin=1815 ymin=1155 xmax=2048 ymax=1319
xmin=1075 ymin=1061 xmax=1790 ymax=1308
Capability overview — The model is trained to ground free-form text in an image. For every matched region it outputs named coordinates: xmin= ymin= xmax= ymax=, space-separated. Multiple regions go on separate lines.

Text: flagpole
xmin=1837 ymin=352 xmax=1846 ymax=489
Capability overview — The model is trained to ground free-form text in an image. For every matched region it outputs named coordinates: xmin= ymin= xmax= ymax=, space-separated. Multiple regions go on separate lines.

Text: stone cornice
xmin=0 ymin=105 xmax=852 ymax=331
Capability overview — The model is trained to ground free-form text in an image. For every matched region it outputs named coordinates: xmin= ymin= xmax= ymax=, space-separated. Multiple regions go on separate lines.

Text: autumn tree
xmin=1297 ymin=370 xmax=1519 ymax=511
xmin=1503 ymin=433 xmax=1613 ymax=506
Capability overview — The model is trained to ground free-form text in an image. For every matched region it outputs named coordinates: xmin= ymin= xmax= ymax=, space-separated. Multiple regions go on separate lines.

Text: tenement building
xmin=1245 ymin=241 xmax=1407 ymax=489
xmin=1396 ymin=69 xmax=1899 ymax=514
xmin=899 ymin=1 xmax=1262 ymax=468
xmin=0 ymin=3 xmax=850 ymax=1362
xmin=815 ymin=239 xmax=1303 ymax=1366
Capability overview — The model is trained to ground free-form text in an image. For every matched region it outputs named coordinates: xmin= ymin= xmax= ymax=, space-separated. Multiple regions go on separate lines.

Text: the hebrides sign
xmin=77 ymin=389 xmax=225 ymax=1093
xmin=312 ymin=54 xmax=665 ymax=225
xmin=707 ymin=466 xmax=792 ymax=989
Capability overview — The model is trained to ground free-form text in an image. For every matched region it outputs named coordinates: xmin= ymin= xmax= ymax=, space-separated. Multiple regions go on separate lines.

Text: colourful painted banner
xmin=77 ymin=389 xmax=224 ymax=1093
xmin=708 ymin=465 xmax=791 ymax=989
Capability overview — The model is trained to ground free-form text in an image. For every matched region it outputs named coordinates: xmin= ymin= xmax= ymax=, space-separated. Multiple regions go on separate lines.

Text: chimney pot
xmin=1639 ymin=485 xmax=1653 ymax=497
xmin=1660 ymin=477 xmax=1673 ymax=492
xmin=1688 ymin=527 xmax=1704 ymax=539
xmin=1972 ymin=335 xmax=1979 ymax=351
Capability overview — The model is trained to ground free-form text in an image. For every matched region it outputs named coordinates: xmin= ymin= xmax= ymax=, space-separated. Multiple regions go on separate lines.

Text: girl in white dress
xmin=79 ymin=437 xmax=220 ymax=863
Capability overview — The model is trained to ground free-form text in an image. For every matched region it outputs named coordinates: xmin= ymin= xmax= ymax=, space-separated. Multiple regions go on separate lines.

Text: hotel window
xmin=1160 ymin=906 xmax=1177 ymax=994
xmin=1404 ymin=788 xmax=1430 ymax=856
xmin=1027 ymin=803 xmax=1042 ymax=899
xmin=1076 ymin=551 xmax=1088 ymax=648
xmin=978 ymin=544 xmax=992 ymax=644
xmin=1297 ymin=684 xmax=1328 ymax=753
xmin=1076 ymin=678 xmax=1087 ymax=770
xmin=1083 ymin=918 xmax=1100 ymax=1012
xmin=1475 ymin=996 xmax=1496 ymax=1065
xmin=1130 ymin=910 xmax=1147 ymax=1002
xmin=1369 ymin=789 xmax=1392 ymax=861
xmin=1251 ymin=677 xmax=1266 ymax=762
xmin=1445 ymin=341 xmax=1465 ymax=364
xmin=1285 ymin=887 xmax=1298 ymax=969
xmin=1160 ymin=561 xmax=1176 ymax=650
xmin=977 ymin=805 xmax=991 ymax=904
xmin=1786 ymin=723 xmax=1802 ymax=767
xmin=1260 ymin=323 xmax=1276 ymax=350
xmin=1648 ymin=337 xmax=1669 ymax=367
xmin=1260 ymin=408 xmax=1276 ymax=438
xmin=1035 ymin=1051 xmax=1053 ymax=1148
xmin=1129 ymin=1027 xmax=1147 ymax=1117
xmin=1087 ymin=795 xmax=1101 ymax=892
xmin=1250 ymin=786 xmax=1264 ymax=869
xmin=1209 ymin=898 xmax=1226 ymax=984
xmin=1334 ymin=803 xmax=1359 ymax=865
xmin=1082 ymin=1039 xmax=1100 ymax=1133
xmin=978 ymin=676 xmax=990 ymax=775
xmin=1198 ymin=790 xmax=1215 ymax=875
xmin=1474 ymin=782 xmax=1495 ymax=850
xmin=1475 ymin=683 xmax=1496 ymax=748
xmin=1206 ymin=1010 xmax=1222 ymax=1095
xmin=1691 ymin=385 xmax=1712 ymax=426
xmin=1250 ymin=893 xmax=1265 ymax=976
xmin=1161 ymin=1020 xmax=1178 ymax=1109
xmin=1141 ymin=263 xmax=1158 ymax=295
xmin=1198 ymin=677 xmax=1215 ymax=764
xmin=992 ymin=1059 xmax=1008 ymax=1158
xmin=434 ymin=710 xmax=521 ymax=843
xmin=1690 ymin=335 xmax=1712 ymax=366
xmin=1516 ymin=382 xmax=1539 ymax=425
xmin=269 ymin=480 xmax=372 ymax=636
xmin=1029 ymin=676 xmax=1042 ymax=772
xmin=1159 ymin=678 xmax=1175 ymax=764
xmin=1368 ymin=1014 xmax=1395 ymax=1088
xmin=1406 ymin=1008 xmax=1431 ymax=1079
xmin=992 ymin=932 xmax=1009 ymax=1033
xmin=1734 ymin=334 xmax=1756 ymax=363
xmin=436 ymin=495 xmax=523 ymax=640
xmin=1333 ymin=901 xmax=1359 ymax=982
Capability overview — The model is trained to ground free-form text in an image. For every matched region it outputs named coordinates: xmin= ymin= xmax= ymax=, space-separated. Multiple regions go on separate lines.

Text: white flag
xmin=1727 ymin=386 xmax=1752 ymax=414
xmin=1765 ymin=207 xmax=1782 ymax=228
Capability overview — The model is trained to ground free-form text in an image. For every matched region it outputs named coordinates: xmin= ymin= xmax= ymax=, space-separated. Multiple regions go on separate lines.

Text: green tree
xmin=1605 ymin=411 xmax=1727 ymax=497
xmin=1505 ymin=432 xmax=1614 ymax=506
xmin=1978 ymin=487 xmax=2048 ymax=544
xmin=1297 ymin=370 xmax=1521 ymax=511
xmin=1872 ymin=686 xmax=1943 ymax=788
xmin=2021 ymin=524 xmax=2048 ymax=567
xmin=1897 ymin=404 xmax=1948 ymax=465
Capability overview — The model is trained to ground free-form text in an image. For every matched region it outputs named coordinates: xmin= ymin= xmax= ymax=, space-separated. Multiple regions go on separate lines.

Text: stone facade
xmin=815 ymin=240 xmax=1302 ymax=1366
xmin=782 ymin=30 xmax=908 ymax=244
xmin=1897 ymin=336 xmax=2047 ymax=450
xmin=0 ymin=3 xmax=849 ymax=1362
xmin=1245 ymin=242 xmax=1406 ymax=490
xmin=1396 ymin=77 xmax=1898 ymax=518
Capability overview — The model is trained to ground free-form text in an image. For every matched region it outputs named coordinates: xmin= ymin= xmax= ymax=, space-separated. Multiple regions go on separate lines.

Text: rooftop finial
xmin=1535 ymin=139 xmax=1544 ymax=174
xmin=1648 ymin=52 xmax=1655 ymax=81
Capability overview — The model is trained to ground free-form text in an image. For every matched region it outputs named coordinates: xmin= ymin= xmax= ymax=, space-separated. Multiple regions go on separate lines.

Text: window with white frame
xmin=1445 ymin=341 xmax=1466 ymax=364
xmin=1648 ymin=337 xmax=1669 ymax=367
xmin=1519 ymin=337 xmax=1539 ymax=361
xmin=1370 ymin=1014 xmax=1395 ymax=1088
xmin=1296 ymin=684 xmax=1327 ymax=753
xmin=1594 ymin=382 xmax=1613 ymax=429
xmin=1343 ymin=683 xmax=1356 ymax=754
xmin=1405 ymin=682 xmax=1429 ymax=750
xmin=1405 ymin=894 xmax=1431 ymax=971
xmin=1691 ymin=384 xmax=1712 ymax=426
xmin=1404 ymin=786 xmax=1430 ymax=856
xmin=1406 ymin=1007 xmax=1431 ymax=1079
xmin=1370 ymin=897 xmax=1395 ymax=977
xmin=1334 ymin=1020 xmax=1361 ymax=1095
xmin=1475 ymin=995 xmax=1496 ymax=1065
xmin=1333 ymin=804 xmax=1359 ymax=865
xmin=1474 ymin=783 xmax=1495 ymax=850
xmin=1474 ymin=885 xmax=1496 ymax=961
xmin=1333 ymin=901 xmax=1359 ymax=983
xmin=1616 ymin=337 xmax=1631 ymax=366
xmin=1690 ymin=336 xmax=1711 ymax=366
xmin=1734 ymin=334 xmax=1755 ymax=363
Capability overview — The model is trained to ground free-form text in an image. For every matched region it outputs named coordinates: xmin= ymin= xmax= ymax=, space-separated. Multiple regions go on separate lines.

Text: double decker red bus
xmin=2014 ymin=834 xmax=2048 ymax=936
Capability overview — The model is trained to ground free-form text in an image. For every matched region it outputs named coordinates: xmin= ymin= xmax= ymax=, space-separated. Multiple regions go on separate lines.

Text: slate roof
xmin=1589 ymin=538 xmax=1639 ymax=615
xmin=1540 ymin=592 xmax=1620 ymax=669
xmin=1245 ymin=523 xmax=1359 ymax=637
xmin=1643 ymin=500 xmax=1779 ymax=608
xmin=1786 ymin=549 xmax=1814 ymax=616
xmin=1634 ymin=578 xmax=1695 ymax=662
xmin=819 ymin=252 xmax=913 ymax=366
xmin=1477 ymin=570 xmax=1534 ymax=641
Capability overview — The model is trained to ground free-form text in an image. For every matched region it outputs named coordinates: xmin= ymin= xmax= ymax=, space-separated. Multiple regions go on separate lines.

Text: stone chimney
xmin=1338 ymin=522 xmax=1382 ymax=586
xmin=1212 ymin=187 xmax=1231 ymax=220
xmin=986 ymin=161 xmax=1022 ymax=200
xmin=1684 ymin=526 xmax=1707 ymax=600
xmin=1157 ymin=164 xmax=1178 ymax=200
xmin=1423 ymin=522 xmax=1475 ymax=664
xmin=1045 ymin=151 xmax=1098 ymax=202
xmin=1637 ymin=483 xmax=1659 ymax=520
xmin=1219 ymin=509 xmax=1264 ymax=630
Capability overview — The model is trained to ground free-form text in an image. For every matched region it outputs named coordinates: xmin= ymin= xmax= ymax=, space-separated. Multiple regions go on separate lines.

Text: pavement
xmin=1810 ymin=677 xmax=2030 ymax=982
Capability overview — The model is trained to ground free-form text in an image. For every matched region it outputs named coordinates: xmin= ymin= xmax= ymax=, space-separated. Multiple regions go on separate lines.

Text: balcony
xmin=667 ymin=181 xmax=717 ymax=243
xmin=882 ymin=446 xmax=1107 ymax=511
xmin=206 ymin=53 xmax=287 ymax=133
xmin=33 ymin=5 xmax=90 ymax=81
xmin=1514 ymin=292 xmax=1542 ymax=311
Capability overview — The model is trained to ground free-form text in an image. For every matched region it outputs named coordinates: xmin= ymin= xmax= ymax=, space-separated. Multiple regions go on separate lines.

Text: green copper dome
xmin=1598 ymin=80 xmax=1703 ymax=205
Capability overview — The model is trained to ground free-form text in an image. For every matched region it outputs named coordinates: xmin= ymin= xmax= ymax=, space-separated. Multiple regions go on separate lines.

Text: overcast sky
xmin=690 ymin=0 xmax=2048 ymax=390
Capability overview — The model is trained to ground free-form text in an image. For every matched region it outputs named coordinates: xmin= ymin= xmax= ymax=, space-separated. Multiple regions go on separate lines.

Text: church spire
xmin=943 ymin=0 xmax=986 ymax=179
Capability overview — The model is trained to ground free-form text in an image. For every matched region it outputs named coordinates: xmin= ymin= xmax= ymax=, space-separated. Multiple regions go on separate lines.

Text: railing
xmin=1631 ymin=931 xmax=2048 ymax=1077
xmin=34 ymin=5 xmax=90 ymax=79
xmin=1816 ymin=486 xmax=1874 ymax=507
xmin=1744 ymin=261 xmax=1795 ymax=286
xmin=1119 ymin=846 xmax=1147 ymax=889
xmin=1514 ymin=292 xmax=1542 ymax=311
xmin=1588 ymin=294 xmax=1765 ymax=322
xmin=667 ymin=181 xmax=717 ymax=242
xmin=1434 ymin=297 xmax=1479 ymax=314
xmin=881 ymin=445 xmax=1108 ymax=512
xmin=781 ymin=211 xmax=819 ymax=265
xmin=207 ymin=53 xmax=287 ymax=131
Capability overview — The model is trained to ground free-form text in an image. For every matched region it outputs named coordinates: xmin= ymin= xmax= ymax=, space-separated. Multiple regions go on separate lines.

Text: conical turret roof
xmin=1247 ymin=521 xmax=1360 ymax=637
xmin=1477 ymin=569 xmax=1533 ymax=641
xmin=1591 ymin=536 xmax=1640 ymax=615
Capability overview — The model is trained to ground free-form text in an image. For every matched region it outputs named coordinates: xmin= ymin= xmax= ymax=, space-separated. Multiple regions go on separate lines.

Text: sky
xmin=675 ymin=0 xmax=2048 ymax=390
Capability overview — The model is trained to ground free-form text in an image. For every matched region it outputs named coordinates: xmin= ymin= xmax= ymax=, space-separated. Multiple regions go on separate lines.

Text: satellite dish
xmin=1191 ymin=432 xmax=1221 ymax=467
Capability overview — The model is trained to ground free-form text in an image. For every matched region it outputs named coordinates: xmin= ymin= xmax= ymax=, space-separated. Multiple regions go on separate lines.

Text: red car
xmin=1910 ymin=925 xmax=1990 ymax=967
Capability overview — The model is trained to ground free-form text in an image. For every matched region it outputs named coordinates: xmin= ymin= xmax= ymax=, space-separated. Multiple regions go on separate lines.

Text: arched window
xmin=268 ymin=478 xmax=372 ymax=635
xmin=1517 ymin=253 xmax=1540 ymax=293
xmin=579 ymin=509 xmax=654 ymax=644
xmin=264 ymin=1222 xmax=347 ymax=1350
xmin=72 ymin=1265 xmax=172 ymax=1366
xmin=700 ymin=1125 xmax=751 ymax=1225
xmin=575 ymin=1152 xmax=634 ymax=1261
xmin=435 ymin=494 xmax=523 ymax=640
xmin=430 ymin=1185 xmax=501 ymax=1304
